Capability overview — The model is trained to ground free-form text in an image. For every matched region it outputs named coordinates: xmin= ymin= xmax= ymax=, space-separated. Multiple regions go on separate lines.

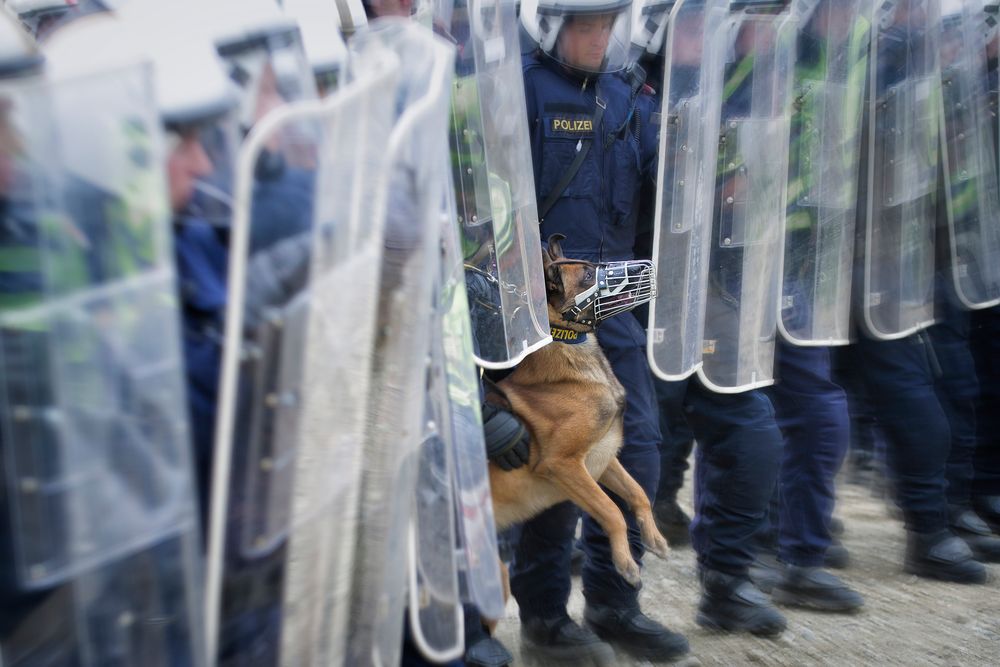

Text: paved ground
xmin=492 ymin=471 xmax=1000 ymax=666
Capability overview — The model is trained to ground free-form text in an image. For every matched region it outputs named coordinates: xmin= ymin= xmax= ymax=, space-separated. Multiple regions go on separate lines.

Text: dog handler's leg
xmin=539 ymin=458 xmax=642 ymax=586
xmin=599 ymin=458 xmax=670 ymax=560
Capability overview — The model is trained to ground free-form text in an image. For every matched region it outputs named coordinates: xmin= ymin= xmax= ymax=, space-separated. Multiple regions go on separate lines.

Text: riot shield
xmin=0 ymin=60 xmax=204 ymax=665
xmin=939 ymin=0 xmax=1000 ymax=309
xmin=861 ymin=0 xmax=942 ymax=340
xmin=442 ymin=0 xmax=550 ymax=369
xmin=407 ymin=136 xmax=506 ymax=661
xmin=648 ymin=0 xmax=731 ymax=381
xmin=277 ymin=52 xmax=400 ymax=667
xmin=697 ymin=4 xmax=797 ymax=392
xmin=778 ymin=0 xmax=871 ymax=345
xmin=199 ymin=2 xmax=329 ymax=664
xmin=343 ymin=19 xmax=457 ymax=667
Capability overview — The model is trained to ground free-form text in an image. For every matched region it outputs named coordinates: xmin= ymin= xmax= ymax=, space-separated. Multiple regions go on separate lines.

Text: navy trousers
xmin=654 ymin=378 xmax=695 ymax=503
xmin=855 ymin=333 xmax=951 ymax=534
xmin=767 ymin=342 xmax=849 ymax=567
xmin=929 ymin=300 xmax=979 ymax=508
xmin=971 ymin=305 xmax=1000 ymax=498
xmin=686 ymin=381 xmax=783 ymax=576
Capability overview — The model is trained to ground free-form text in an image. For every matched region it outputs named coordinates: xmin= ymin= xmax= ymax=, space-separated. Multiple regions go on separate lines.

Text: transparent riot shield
xmin=442 ymin=0 xmax=550 ymax=369
xmin=779 ymin=0 xmax=871 ymax=345
xmin=0 ymin=63 xmax=204 ymax=666
xmin=939 ymin=0 xmax=1000 ymax=309
xmin=697 ymin=5 xmax=797 ymax=392
xmin=861 ymin=0 xmax=942 ymax=340
xmin=206 ymin=35 xmax=400 ymax=667
xmin=408 ymin=306 xmax=462 ymax=664
xmin=343 ymin=19 xmax=457 ymax=667
xmin=648 ymin=0 xmax=731 ymax=381
xmin=407 ymin=142 xmax=506 ymax=662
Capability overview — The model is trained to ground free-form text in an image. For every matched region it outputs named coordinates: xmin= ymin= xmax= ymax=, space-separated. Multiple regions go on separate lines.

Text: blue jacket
xmin=523 ymin=52 xmax=660 ymax=263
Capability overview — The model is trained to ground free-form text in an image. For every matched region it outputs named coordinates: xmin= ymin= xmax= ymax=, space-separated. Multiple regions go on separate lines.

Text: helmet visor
xmin=527 ymin=0 xmax=634 ymax=72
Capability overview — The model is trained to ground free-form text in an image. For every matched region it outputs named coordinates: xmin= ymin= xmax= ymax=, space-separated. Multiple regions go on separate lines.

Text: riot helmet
xmin=631 ymin=0 xmax=676 ymax=60
xmin=281 ymin=0 xmax=349 ymax=95
xmin=45 ymin=10 xmax=240 ymax=223
xmin=5 ymin=0 xmax=74 ymax=39
xmin=336 ymin=0 xmax=369 ymax=35
xmin=520 ymin=0 xmax=634 ymax=72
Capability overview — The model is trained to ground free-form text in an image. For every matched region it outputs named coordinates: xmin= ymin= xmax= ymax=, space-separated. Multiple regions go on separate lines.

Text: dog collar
xmin=550 ymin=326 xmax=588 ymax=344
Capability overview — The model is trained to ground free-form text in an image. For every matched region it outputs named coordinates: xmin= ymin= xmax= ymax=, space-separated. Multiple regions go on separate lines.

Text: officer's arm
xmin=522 ymin=69 xmax=544 ymax=195
xmin=637 ymin=93 xmax=661 ymax=184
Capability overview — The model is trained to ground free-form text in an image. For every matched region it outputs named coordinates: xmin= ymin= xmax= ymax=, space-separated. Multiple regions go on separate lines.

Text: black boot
xmin=950 ymin=507 xmax=1000 ymax=563
xmin=696 ymin=569 xmax=787 ymax=637
xmin=584 ymin=601 xmax=689 ymax=662
xmin=520 ymin=612 xmax=615 ymax=666
xmin=772 ymin=566 xmax=864 ymax=612
xmin=653 ymin=499 xmax=692 ymax=548
xmin=464 ymin=604 xmax=513 ymax=667
xmin=904 ymin=529 xmax=988 ymax=584
xmin=974 ymin=495 xmax=1000 ymax=533
xmin=748 ymin=553 xmax=784 ymax=595
xmin=465 ymin=636 xmax=513 ymax=667
xmin=823 ymin=539 xmax=851 ymax=569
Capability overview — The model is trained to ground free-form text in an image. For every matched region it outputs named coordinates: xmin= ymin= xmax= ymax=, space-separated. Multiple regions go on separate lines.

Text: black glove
xmin=481 ymin=402 xmax=531 ymax=471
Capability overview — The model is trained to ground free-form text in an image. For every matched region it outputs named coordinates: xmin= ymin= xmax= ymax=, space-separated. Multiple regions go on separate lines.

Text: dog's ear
xmin=545 ymin=262 xmax=564 ymax=299
xmin=546 ymin=234 xmax=566 ymax=263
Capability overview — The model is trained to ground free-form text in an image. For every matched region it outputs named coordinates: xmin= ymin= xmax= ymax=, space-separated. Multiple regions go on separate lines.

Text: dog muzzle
xmin=561 ymin=260 xmax=656 ymax=327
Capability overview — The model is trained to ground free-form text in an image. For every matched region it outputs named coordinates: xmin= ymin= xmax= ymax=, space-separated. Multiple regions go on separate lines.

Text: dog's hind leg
xmin=483 ymin=558 xmax=510 ymax=636
xmin=538 ymin=458 xmax=642 ymax=587
xmin=598 ymin=458 xmax=670 ymax=560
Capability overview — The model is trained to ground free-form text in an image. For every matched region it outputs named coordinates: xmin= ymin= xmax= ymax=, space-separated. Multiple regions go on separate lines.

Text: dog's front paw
xmin=638 ymin=517 xmax=670 ymax=560
xmin=614 ymin=557 xmax=643 ymax=587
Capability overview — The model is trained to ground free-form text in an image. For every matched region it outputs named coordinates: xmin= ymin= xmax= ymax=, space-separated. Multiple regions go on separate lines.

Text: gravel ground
xmin=492 ymin=472 xmax=1000 ymax=666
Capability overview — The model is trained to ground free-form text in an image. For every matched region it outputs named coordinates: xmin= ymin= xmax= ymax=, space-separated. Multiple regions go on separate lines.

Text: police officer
xmin=932 ymin=0 xmax=1000 ymax=563
xmin=642 ymin=0 xmax=790 ymax=638
xmin=759 ymin=0 xmax=869 ymax=612
xmin=629 ymin=1 xmax=697 ymax=550
xmin=856 ymin=0 xmax=988 ymax=584
xmin=512 ymin=0 xmax=689 ymax=662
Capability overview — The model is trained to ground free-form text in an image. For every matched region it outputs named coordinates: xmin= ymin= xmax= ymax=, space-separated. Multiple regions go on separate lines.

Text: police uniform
xmin=509 ymin=48 xmax=662 ymax=617
xmin=764 ymin=12 xmax=869 ymax=572
xmin=851 ymin=6 xmax=987 ymax=582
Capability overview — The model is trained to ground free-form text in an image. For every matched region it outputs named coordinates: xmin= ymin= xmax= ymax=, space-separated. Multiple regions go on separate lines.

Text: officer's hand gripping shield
xmin=861 ymin=0 xmax=943 ymax=339
xmin=0 ymin=61 xmax=205 ymax=665
xmin=698 ymin=2 xmax=798 ymax=392
xmin=778 ymin=0 xmax=872 ymax=345
xmin=938 ymin=0 xmax=1000 ymax=309
xmin=648 ymin=0 xmax=732 ymax=381
xmin=442 ymin=0 xmax=551 ymax=369
xmin=342 ymin=19 xmax=458 ymax=667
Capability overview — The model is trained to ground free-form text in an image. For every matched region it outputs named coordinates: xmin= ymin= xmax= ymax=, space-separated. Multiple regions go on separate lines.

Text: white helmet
xmin=985 ymin=1 xmax=999 ymax=44
xmin=0 ymin=2 xmax=42 ymax=69
xmin=282 ymin=0 xmax=348 ymax=92
xmin=520 ymin=0 xmax=634 ymax=72
xmin=631 ymin=0 xmax=675 ymax=58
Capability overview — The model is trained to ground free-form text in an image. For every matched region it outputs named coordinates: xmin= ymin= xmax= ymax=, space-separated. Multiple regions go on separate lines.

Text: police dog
xmin=487 ymin=235 xmax=669 ymax=587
